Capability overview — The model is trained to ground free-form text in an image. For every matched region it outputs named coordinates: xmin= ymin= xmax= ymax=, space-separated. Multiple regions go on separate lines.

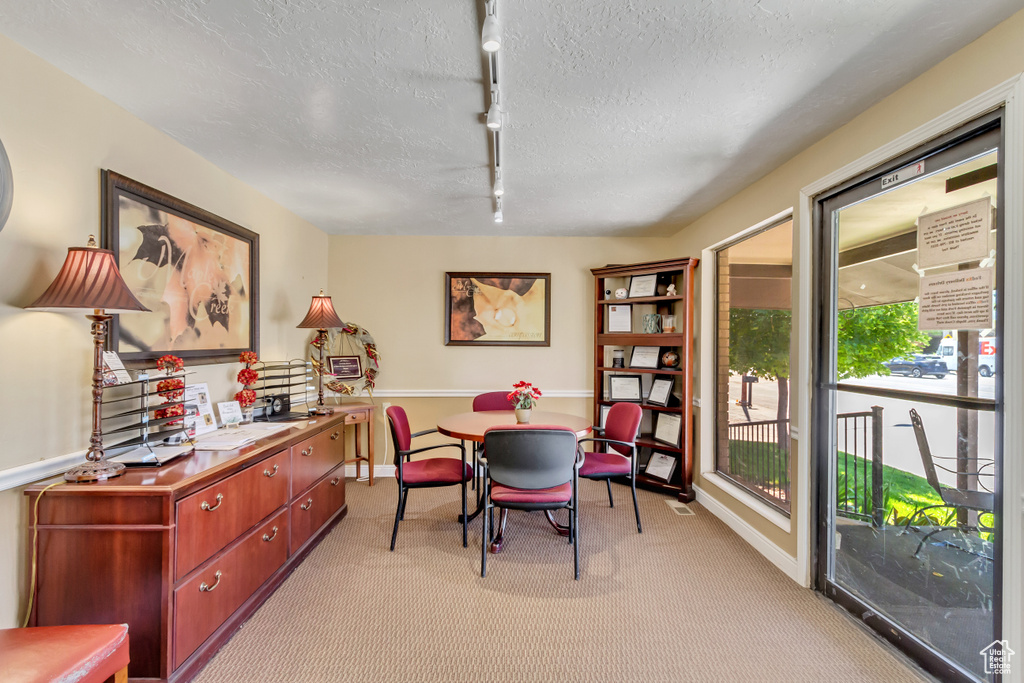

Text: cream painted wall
xmin=674 ymin=10 xmax=1024 ymax=566
xmin=327 ymin=235 xmax=671 ymax=460
xmin=0 ymin=34 xmax=329 ymax=627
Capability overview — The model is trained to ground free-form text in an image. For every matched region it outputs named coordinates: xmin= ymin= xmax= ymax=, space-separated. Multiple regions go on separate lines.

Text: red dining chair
xmin=470 ymin=391 xmax=516 ymax=490
xmin=578 ymin=402 xmax=644 ymax=533
xmin=480 ymin=424 xmax=583 ymax=579
xmin=386 ymin=405 xmax=472 ymax=551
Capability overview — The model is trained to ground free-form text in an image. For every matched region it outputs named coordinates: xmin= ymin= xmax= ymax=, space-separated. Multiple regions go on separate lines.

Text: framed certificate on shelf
xmin=645 ymin=452 xmax=677 ymax=481
xmin=654 ymin=413 xmax=682 ymax=447
xmin=608 ymin=304 xmax=632 ymax=332
xmin=647 ymin=378 xmax=674 ymax=406
xmin=629 ymin=346 xmax=660 ymax=369
xmin=608 ymin=374 xmax=642 ymax=402
xmin=628 ymin=274 xmax=658 ymax=298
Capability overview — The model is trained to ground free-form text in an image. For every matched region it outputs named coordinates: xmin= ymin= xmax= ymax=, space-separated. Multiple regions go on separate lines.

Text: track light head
xmin=493 ymin=174 xmax=504 ymax=197
xmin=494 ymin=198 xmax=503 ymax=223
xmin=481 ymin=13 xmax=502 ymax=53
xmin=486 ymin=104 xmax=502 ymax=130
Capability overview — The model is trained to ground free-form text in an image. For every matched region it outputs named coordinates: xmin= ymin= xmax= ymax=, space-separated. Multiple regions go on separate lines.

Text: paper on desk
xmin=195 ymin=422 xmax=297 ymax=450
xmin=111 ymin=443 xmax=194 ymax=465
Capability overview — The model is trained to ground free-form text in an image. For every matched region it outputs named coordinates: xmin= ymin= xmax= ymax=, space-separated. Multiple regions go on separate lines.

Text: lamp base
xmin=64 ymin=458 xmax=126 ymax=483
xmin=309 ymin=406 xmax=335 ymax=416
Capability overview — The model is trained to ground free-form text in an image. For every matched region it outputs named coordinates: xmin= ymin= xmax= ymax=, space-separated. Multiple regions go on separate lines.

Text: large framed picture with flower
xmin=444 ymin=272 xmax=550 ymax=346
xmin=101 ymin=170 xmax=259 ymax=366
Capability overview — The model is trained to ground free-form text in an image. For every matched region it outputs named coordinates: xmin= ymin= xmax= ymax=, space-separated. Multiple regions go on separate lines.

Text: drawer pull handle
xmin=199 ymin=571 xmax=222 ymax=592
xmin=263 ymin=526 xmax=279 ymax=542
xmin=331 ymin=477 xmax=341 ymax=487
xmin=201 ymin=493 xmax=224 ymax=511
xmin=330 ymin=431 xmax=341 ymax=440
xmin=301 ymin=446 xmax=314 ymax=457
xmin=264 ymin=464 xmax=279 ymax=478
xmin=300 ymin=498 xmax=314 ymax=511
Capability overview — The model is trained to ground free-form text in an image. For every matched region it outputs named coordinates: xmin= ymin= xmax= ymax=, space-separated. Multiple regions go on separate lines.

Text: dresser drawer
xmin=173 ymin=509 xmax=288 ymax=669
xmin=290 ymin=464 xmax=346 ymax=555
xmin=344 ymin=408 xmax=370 ymax=424
xmin=175 ymin=450 xmax=289 ymax=580
xmin=291 ymin=426 xmax=343 ymax=495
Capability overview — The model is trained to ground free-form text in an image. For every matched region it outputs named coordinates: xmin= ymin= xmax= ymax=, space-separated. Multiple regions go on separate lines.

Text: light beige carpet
xmin=195 ymin=478 xmax=927 ymax=682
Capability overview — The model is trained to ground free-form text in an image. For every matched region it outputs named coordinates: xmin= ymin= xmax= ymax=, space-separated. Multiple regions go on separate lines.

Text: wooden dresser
xmin=25 ymin=405 xmax=369 ymax=682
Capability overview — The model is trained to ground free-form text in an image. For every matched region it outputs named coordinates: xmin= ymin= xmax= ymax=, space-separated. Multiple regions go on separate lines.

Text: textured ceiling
xmin=0 ymin=1 xmax=1019 ymax=237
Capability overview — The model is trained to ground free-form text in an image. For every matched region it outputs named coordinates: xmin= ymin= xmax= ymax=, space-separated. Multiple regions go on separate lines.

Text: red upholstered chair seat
xmin=491 ymin=481 xmax=572 ymax=505
xmin=0 ymin=624 xmax=130 ymax=683
xmin=579 ymin=450 xmax=631 ymax=478
xmin=398 ymin=458 xmax=473 ymax=485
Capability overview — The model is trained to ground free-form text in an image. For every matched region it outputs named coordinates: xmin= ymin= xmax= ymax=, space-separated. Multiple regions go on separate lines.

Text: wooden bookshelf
xmin=591 ymin=257 xmax=698 ymax=501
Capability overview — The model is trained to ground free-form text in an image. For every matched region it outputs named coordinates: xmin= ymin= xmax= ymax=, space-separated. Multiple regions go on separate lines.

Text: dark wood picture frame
xmin=444 ymin=272 xmax=551 ymax=346
xmin=327 ymin=355 xmax=362 ymax=380
xmin=102 ymin=170 xmax=259 ymax=366
xmin=607 ymin=374 xmax=643 ymax=402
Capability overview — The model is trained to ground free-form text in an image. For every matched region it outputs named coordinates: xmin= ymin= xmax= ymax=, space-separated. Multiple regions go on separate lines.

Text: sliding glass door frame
xmin=811 ymin=111 xmax=1005 ymax=682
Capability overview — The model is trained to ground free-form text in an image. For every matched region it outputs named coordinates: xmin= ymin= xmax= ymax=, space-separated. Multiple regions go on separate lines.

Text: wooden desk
xmin=26 ymin=414 xmax=350 ymax=683
xmin=327 ymin=402 xmax=376 ymax=486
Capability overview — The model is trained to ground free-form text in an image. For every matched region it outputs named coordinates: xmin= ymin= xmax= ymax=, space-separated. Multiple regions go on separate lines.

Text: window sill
xmin=700 ymin=471 xmax=792 ymax=532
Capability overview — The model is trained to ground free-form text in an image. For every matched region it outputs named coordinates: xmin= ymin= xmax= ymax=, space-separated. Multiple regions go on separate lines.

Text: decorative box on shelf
xmin=591 ymin=257 xmax=698 ymax=501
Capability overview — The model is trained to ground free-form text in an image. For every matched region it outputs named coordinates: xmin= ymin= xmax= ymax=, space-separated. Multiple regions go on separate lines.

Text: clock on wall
xmin=0 ymin=137 xmax=12 ymax=233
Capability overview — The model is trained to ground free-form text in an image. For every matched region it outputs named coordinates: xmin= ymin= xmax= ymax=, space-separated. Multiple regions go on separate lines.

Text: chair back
xmin=483 ymin=425 xmax=578 ymax=490
xmin=473 ymin=391 xmax=514 ymax=412
xmin=604 ymin=403 xmax=642 ymax=455
xmin=909 ymin=409 xmax=943 ymax=495
xmin=386 ymin=405 xmax=412 ymax=460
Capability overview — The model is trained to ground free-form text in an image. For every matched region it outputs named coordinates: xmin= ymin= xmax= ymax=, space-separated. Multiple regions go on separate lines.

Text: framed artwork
xmin=445 ymin=272 xmax=550 ymax=346
xmin=327 ymin=355 xmax=363 ymax=380
xmin=607 ymin=374 xmax=642 ymax=402
xmin=645 ymin=452 xmax=677 ymax=481
xmin=628 ymin=274 xmax=658 ymax=298
xmin=102 ymin=171 xmax=259 ymax=366
xmin=608 ymin=304 xmax=632 ymax=333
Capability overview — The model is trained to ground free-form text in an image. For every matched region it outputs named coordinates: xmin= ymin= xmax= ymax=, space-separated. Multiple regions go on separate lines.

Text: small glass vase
xmin=515 ymin=408 xmax=532 ymax=424
xmin=241 ymin=407 xmax=255 ymax=424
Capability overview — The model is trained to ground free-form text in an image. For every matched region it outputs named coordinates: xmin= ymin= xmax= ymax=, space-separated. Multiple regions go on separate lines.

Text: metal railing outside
xmin=725 ymin=418 xmax=790 ymax=510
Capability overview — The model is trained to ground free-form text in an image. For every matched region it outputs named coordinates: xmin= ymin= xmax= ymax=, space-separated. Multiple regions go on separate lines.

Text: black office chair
xmin=480 ymin=424 xmax=583 ymax=579
xmin=904 ymin=408 xmax=995 ymax=557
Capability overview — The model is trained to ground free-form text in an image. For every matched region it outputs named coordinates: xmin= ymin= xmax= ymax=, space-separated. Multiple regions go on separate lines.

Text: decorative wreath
xmin=307 ymin=322 xmax=380 ymax=398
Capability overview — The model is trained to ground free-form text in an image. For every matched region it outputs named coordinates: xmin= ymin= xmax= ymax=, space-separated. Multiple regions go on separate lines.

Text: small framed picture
xmin=327 ymin=355 xmax=362 ymax=380
xmin=607 ymin=374 xmax=642 ymax=402
xmin=645 ymin=452 xmax=677 ymax=481
xmin=629 ymin=346 xmax=660 ymax=369
xmin=608 ymin=304 xmax=632 ymax=333
xmin=628 ymin=274 xmax=658 ymax=298
xmin=647 ymin=378 xmax=674 ymax=407
xmin=654 ymin=413 xmax=682 ymax=447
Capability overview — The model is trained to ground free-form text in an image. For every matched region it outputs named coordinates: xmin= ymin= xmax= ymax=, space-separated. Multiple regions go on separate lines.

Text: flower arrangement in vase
xmin=507 ymin=381 xmax=542 ymax=424
xmin=154 ymin=355 xmax=185 ymax=426
xmin=235 ymin=351 xmax=259 ymax=422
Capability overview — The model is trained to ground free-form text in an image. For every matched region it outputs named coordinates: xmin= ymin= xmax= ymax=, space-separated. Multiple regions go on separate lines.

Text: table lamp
xmin=297 ymin=289 xmax=343 ymax=416
xmin=27 ymin=235 xmax=150 ymax=482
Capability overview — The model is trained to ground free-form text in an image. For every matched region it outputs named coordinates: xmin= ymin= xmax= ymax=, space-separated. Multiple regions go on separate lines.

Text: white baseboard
xmin=694 ymin=484 xmax=803 ymax=585
xmin=345 ymin=464 xmax=395 ymax=481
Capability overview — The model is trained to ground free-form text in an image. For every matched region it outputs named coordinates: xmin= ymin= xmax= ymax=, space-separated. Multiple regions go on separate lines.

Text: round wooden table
xmin=437 ymin=410 xmax=592 ymax=442
xmin=438 ymin=410 xmax=592 ymax=552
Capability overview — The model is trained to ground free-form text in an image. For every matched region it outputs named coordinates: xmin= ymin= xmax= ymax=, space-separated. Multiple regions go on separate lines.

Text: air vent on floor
xmin=665 ymin=500 xmax=695 ymax=516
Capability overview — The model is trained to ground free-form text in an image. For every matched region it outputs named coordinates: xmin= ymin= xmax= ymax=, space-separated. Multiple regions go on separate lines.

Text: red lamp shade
xmin=297 ymin=291 xmax=343 ymax=330
xmin=28 ymin=244 xmax=149 ymax=313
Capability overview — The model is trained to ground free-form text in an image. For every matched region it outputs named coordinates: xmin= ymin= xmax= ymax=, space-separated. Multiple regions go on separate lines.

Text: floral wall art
xmin=444 ymin=272 xmax=550 ymax=346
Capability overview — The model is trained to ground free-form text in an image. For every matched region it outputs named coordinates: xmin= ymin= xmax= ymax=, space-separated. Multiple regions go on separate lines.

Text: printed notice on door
xmin=916 ymin=197 xmax=991 ymax=269
xmin=918 ymin=268 xmax=993 ymax=331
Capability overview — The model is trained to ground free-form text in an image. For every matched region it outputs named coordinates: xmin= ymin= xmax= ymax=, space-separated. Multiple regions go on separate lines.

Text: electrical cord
xmin=22 ymin=481 xmax=62 ymax=627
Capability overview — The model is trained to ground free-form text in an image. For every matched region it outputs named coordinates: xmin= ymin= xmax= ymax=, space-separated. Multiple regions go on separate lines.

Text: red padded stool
xmin=0 ymin=624 xmax=129 ymax=683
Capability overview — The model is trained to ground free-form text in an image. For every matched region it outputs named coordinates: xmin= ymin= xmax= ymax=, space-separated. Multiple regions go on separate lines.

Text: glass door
xmin=815 ymin=114 xmax=1003 ymax=681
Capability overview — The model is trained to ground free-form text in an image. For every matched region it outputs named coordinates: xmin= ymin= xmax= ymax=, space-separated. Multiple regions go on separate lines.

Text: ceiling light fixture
xmin=486 ymin=89 xmax=502 ymax=131
xmin=481 ymin=1 xmax=502 ymax=53
xmin=494 ymin=198 xmax=503 ymax=223
xmin=494 ymin=171 xmax=504 ymax=197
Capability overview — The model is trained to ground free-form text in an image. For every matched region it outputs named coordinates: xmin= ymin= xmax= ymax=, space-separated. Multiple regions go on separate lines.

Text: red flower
xmin=155 ymin=403 xmax=185 ymax=425
xmin=509 ymin=381 xmax=542 ymax=409
xmin=156 ymin=355 xmax=184 ymax=374
xmin=235 ymin=388 xmax=257 ymax=408
xmin=237 ymin=368 xmax=258 ymax=386
xmin=239 ymin=351 xmax=258 ymax=365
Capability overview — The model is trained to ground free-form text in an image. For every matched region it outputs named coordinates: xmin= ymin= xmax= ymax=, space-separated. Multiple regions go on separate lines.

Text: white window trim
xmin=796 ymin=74 xmax=1024 ymax=658
xmin=699 ymin=207 xmax=795 ymax=534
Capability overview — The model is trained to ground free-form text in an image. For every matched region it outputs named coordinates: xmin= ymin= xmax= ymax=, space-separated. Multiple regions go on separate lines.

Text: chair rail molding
xmin=364 ymin=389 xmax=593 ymax=399
xmin=0 ymin=450 xmax=88 ymax=492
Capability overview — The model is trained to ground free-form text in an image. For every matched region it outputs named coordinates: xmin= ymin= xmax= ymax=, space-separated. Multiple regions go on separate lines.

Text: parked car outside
xmin=884 ymin=354 xmax=947 ymax=379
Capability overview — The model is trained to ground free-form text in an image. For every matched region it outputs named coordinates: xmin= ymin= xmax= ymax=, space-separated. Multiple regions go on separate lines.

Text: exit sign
xmin=880 ymin=161 xmax=925 ymax=189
